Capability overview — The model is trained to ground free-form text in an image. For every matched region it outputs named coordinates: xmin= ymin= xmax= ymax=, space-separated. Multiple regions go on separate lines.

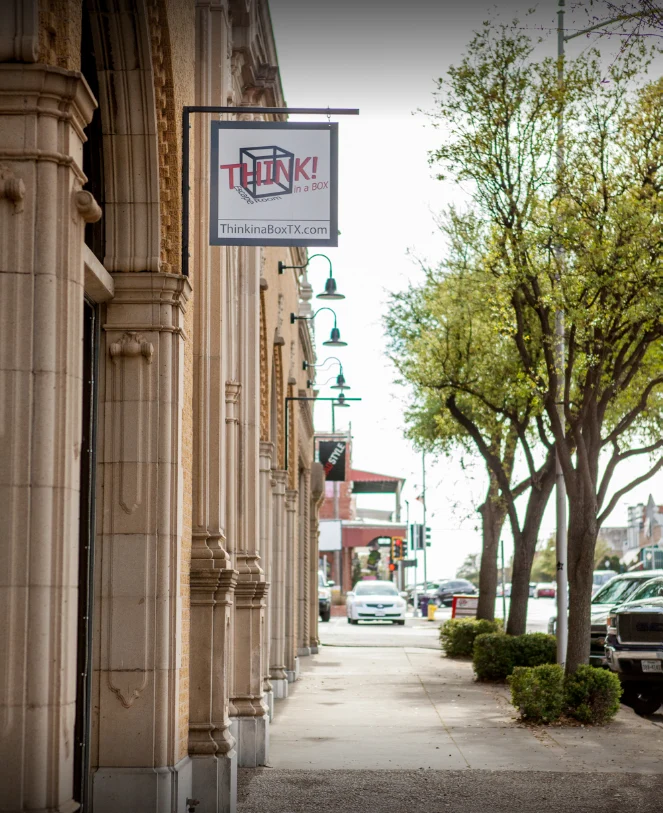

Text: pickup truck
xmin=605 ymin=579 xmax=663 ymax=715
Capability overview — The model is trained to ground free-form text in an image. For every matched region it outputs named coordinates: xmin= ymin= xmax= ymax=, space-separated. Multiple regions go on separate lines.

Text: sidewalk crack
xmin=404 ymin=649 xmax=471 ymax=768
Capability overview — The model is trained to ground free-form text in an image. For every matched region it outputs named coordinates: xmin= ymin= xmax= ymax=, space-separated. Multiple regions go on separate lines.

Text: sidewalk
xmin=238 ymin=641 xmax=663 ymax=811
xmin=264 ymin=645 xmax=663 ymax=772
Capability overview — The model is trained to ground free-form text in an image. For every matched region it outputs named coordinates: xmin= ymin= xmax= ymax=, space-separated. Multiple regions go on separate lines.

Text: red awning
xmin=350 ymin=468 xmax=404 ymax=483
xmin=349 ymin=469 xmax=405 ymax=494
xmin=342 ymin=524 xmax=407 ymax=548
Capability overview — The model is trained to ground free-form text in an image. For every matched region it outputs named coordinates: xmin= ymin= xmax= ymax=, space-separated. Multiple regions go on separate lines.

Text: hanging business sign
xmin=319 ymin=440 xmax=347 ymax=481
xmin=210 ymin=121 xmax=338 ymax=247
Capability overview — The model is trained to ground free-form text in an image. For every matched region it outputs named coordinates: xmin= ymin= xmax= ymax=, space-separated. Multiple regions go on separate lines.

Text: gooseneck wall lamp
xmin=291 ymin=307 xmax=347 ymax=347
xmin=278 ymin=253 xmax=345 ymax=301
xmin=303 ymin=356 xmax=351 ymax=391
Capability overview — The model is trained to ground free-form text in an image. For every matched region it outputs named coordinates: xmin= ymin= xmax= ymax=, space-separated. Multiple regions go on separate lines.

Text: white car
xmin=346 ymin=580 xmax=407 ymax=625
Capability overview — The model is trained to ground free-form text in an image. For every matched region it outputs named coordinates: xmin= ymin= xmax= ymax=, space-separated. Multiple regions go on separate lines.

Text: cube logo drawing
xmin=239 ymin=145 xmax=295 ymax=199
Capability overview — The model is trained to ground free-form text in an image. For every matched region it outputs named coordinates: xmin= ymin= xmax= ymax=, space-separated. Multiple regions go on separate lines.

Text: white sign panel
xmin=318 ymin=519 xmax=342 ymax=552
xmin=210 ymin=121 xmax=338 ymax=247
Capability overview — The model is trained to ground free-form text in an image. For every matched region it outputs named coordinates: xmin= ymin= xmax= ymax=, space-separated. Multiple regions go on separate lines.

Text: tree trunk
xmin=476 ymin=475 xmax=506 ymax=621
xmin=506 ymin=452 xmax=556 ymax=636
xmin=566 ymin=489 xmax=599 ymax=673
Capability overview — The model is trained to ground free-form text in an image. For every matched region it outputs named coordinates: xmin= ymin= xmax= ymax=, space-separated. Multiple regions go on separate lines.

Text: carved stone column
xmin=309 ymin=462 xmax=326 ymax=654
xmin=298 ymin=470 xmax=312 ymax=657
xmin=225 ymin=379 xmax=241 ymax=717
xmin=269 ymin=470 xmax=288 ymax=698
xmin=285 ymin=489 xmax=299 ymax=682
xmin=0 ymin=63 xmax=96 ymax=812
xmin=259 ymin=441 xmax=275 ymax=719
xmin=92 ymin=272 xmax=191 ymax=810
xmin=230 ymin=244 xmax=269 ymax=767
xmin=188 ymin=2 xmax=238 ymax=799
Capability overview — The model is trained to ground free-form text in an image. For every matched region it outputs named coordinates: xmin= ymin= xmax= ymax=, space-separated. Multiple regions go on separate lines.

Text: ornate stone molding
xmin=0 ymin=0 xmax=38 ymax=63
xmin=0 ymin=166 xmax=25 ymax=212
xmin=109 ymin=332 xmax=155 ymax=364
xmin=74 ymin=189 xmax=102 ymax=223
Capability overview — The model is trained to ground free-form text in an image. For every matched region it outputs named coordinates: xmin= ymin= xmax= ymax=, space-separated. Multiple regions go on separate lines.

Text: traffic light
xmin=408 ymin=524 xmax=430 ymax=549
xmin=388 ymin=562 xmax=396 ymax=572
xmin=393 ymin=537 xmax=404 ymax=561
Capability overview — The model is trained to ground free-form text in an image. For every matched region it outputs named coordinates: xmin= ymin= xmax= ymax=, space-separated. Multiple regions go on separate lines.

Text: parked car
xmin=346 ymin=580 xmax=407 ymax=624
xmin=496 ymin=583 xmax=512 ymax=597
xmin=606 ymin=578 xmax=663 ymax=715
xmin=535 ymin=582 xmax=556 ymax=598
xmin=431 ymin=579 xmax=478 ymax=607
xmin=404 ymin=580 xmax=441 ymax=604
xmin=548 ymin=571 xmax=663 ymax=667
xmin=529 ymin=582 xmax=537 ymax=598
xmin=318 ymin=571 xmax=334 ymax=623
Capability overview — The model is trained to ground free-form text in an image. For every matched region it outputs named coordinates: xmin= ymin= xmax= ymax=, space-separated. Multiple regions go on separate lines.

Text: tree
xmin=457 ymin=552 xmax=481 ymax=586
xmin=531 ymin=536 xmax=557 ymax=584
xmin=386 ymin=235 xmax=555 ymax=633
xmin=429 ymin=20 xmax=663 ymax=671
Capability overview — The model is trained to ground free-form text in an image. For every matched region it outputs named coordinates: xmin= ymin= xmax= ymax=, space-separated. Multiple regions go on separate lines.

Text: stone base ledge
xmin=92 ymin=756 xmax=192 ymax=813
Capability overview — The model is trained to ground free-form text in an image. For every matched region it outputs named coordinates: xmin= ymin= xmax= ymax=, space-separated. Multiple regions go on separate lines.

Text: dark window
xmin=81 ymin=3 xmax=104 ymax=262
xmin=74 ymin=298 xmax=98 ymax=810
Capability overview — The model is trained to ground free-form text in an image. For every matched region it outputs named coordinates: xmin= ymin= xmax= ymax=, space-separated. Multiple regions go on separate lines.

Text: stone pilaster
xmin=188 ymin=6 xmax=238 ymax=807
xmin=298 ymin=470 xmax=312 ymax=657
xmin=270 ymin=470 xmax=288 ymax=698
xmin=92 ymin=272 xmax=192 ymax=811
xmin=0 ymin=63 xmax=96 ymax=813
xmin=230 ymin=242 xmax=269 ymax=766
xmin=225 ymin=379 xmax=241 ymax=717
xmin=309 ymin=462 xmax=326 ymax=654
xmin=285 ymin=489 xmax=300 ymax=682
xmin=259 ymin=441 xmax=275 ymax=719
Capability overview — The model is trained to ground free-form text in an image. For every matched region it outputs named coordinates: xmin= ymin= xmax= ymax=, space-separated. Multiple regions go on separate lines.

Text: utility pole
xmin=555 ymin=0 xmax=569 ymax=671
xmin=422 ymin=452 xmax=428 ymax=596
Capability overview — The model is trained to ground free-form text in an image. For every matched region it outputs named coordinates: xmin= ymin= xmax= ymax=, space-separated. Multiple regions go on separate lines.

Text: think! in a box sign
xmin=210 ymin=121 xmax=338 ymax=247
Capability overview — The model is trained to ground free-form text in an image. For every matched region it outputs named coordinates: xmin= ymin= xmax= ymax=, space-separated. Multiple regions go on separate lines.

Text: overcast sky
xmin=270 ymin=0 xmax=663 ymax=580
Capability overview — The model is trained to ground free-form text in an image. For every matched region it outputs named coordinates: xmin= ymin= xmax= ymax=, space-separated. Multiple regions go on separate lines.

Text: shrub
xmin=508 ymin=664 xmax=565 ymax=723
xmin=473 ymin=633 xmax=517 ymax=680
xmin=514 ymin=633 xmax=557 ymax=668
xmin=564 ymin=665 xmax=622 ymax=725
xmin=439 ymin=617 xmax=503 ymax=658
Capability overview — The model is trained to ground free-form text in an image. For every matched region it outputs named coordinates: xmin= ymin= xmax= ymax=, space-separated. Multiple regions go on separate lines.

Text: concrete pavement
xmin=238 ymin=620 xmax=663 ymax=811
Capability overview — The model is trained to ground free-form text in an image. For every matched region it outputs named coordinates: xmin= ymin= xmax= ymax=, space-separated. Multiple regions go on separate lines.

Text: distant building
xmin=316 ymin=430 xmax=406 ymax=591
xmin=623 ymin=496 xmax=663 ymax=569
xmin=596 ymin=526 xmax=628 ymax=557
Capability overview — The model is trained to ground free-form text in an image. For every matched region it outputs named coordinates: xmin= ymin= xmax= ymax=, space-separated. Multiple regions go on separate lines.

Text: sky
xmin=269 ymin=0 xmax=663 ymax=581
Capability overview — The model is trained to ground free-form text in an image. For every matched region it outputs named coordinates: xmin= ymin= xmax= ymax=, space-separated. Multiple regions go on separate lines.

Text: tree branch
xmin=598 ymin=456 xmax=663 ymax=526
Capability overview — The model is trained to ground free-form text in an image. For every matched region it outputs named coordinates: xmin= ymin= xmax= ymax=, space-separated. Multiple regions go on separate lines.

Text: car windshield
xmin=354 ymin=582 xmax=399 ymax=597
xmin=318 ymin=573 xmax=326 ymax=588
xmin=630 ymin=579 xmax=663 ymax=601
xmin=593 ymin=577 xmax=643 ymax=605
xmin=593 ymin=571 xmax=615 ymax=586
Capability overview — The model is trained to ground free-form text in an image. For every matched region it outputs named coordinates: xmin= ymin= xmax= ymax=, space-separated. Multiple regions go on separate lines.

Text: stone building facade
xmin=0 ymin=1 xmax=325 ymax=811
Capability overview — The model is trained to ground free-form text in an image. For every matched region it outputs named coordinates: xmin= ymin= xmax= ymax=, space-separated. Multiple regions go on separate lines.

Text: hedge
xmin=439 ymin=618 xmax=503 ymax=658
xmin=508 ymin=664 xmax=565 ymax=723
xmin=473 ymin=633 xmax=517 ymax=680
xmin=473 ymin=632 xmax=557 ymax=680
xmin=509 ymin=663 xmax=623 ymax=725
xmin=516 ymin=633 xmax=557 ymax=668
xmin=564 ymin=664 xmax=622 ymax=724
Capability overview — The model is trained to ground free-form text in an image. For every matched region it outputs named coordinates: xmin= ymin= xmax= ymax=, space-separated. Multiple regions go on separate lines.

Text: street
xmin=238 ymin=617 xmax=663 ymax=812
